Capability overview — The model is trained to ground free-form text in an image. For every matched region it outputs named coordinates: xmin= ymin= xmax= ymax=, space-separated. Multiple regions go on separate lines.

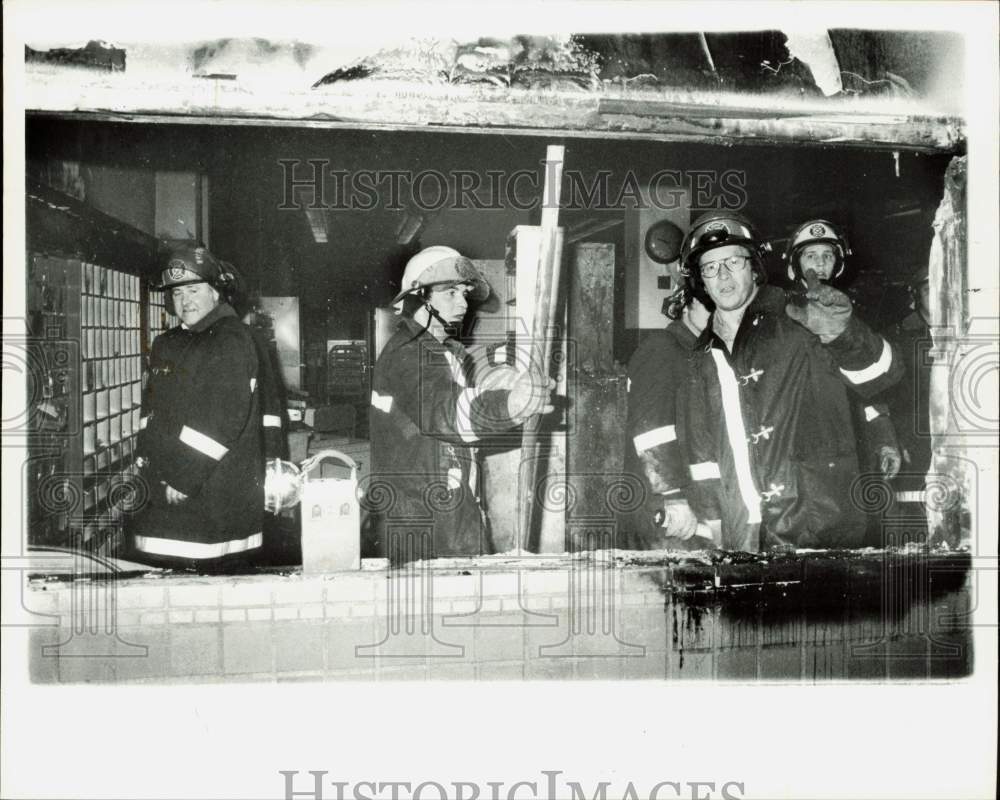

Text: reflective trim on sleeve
xmin=250 ymin=378 xmax=257 ymax=393
xmin=371 ymin=390 xmax=393 ymax=414
xmin=456 ymin=387 xmax=482 ymax=444
xmin=633 ymin=424 xmax=677 ymax=453
xmin=840 ymin=338 xmax=893 ymax=385
xmin=139 ymin=415 xmax=149 ymax=430
xmin=710 ymin=349 xmax=761 ymax=524
xmin=263 ymin=414 xmax=282 ymax=428
xmin=864 ymin=405 xmax=881 ymax=422
xmin=179 ymin=425 xmax=229 ymax=461
xmin=690 ymin=461 xmax=721 ymax=481
xmin=134 ymin=532 xmax=263 ymax=559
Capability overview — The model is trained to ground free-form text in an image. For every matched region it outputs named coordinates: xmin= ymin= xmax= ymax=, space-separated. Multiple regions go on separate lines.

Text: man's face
xmin=799 ymin=243 xmax=837 ymax=281
xmin=172 ymin=281 xmax=219 ymax=327
xmin=699 ymin=245 xmax=757 ymax=312
xmin=429 ymin=283 xmax=472 ymax=324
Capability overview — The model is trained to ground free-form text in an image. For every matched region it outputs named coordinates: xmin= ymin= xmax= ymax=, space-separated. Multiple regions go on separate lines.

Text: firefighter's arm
xmin=626 ymin=339 xmax=693 ymax=535
xmin=376 ymin=345 xmax=515 ymax=445
xmin=824 ymin=313 xmax=903 ymax=399
xmin=156 ymin=324 xmax=258 ymax=497
xmin=787 ymin=269 xmax=902 ymax=398
xmin=250 ymin=329 xmax=288 ymax=460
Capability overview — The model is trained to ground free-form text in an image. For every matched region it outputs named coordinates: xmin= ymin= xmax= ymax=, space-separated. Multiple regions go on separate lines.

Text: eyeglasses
xmin=700 ymin=255 xmax=750 ymax=279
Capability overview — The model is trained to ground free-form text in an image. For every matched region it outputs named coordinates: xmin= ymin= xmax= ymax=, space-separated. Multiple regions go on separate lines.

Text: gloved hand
xmin=785 ymin=269 xmax=853 ymax=343
xmin=653 ymin=498 xmax=698 ymax=540
xmin=878 ymin=445 xmax=902 ymax=480
xmin=507 ymin=369 xmax=556 ymax=423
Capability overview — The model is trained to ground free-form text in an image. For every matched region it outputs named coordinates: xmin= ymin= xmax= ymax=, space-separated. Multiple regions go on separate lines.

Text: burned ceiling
xmin=23 ymin=29 xmax=966 ymax=153
xmin=26 ymin=30 xmax=959 ymax=102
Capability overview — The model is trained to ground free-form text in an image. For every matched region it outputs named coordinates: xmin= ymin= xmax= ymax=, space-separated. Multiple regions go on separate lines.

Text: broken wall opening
xmin=24 ymin=113 xmax=966 ymax=559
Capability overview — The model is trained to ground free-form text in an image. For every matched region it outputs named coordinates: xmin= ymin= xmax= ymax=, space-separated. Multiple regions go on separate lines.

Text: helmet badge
xmin=166 ymin=261 xmax=188 ymax=282
xmin=809 ymin=223 xmax=827 ymax=238
xmin=706 ymin=221 xmax=729 ymax=233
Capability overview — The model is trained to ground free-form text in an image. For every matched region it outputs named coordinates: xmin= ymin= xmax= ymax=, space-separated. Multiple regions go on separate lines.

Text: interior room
xmin=25 ymin=114 xmax=956 ymax=560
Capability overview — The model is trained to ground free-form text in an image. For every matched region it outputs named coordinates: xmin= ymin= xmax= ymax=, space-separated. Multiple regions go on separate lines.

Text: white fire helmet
xmin=783 ymin=219 xmax=851 ymax=282
xmin=391 ymin=246 xmax=490 ymax=311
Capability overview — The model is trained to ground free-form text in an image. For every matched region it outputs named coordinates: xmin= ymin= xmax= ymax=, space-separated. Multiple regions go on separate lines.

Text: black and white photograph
xmin=3 ymin=2 xmax=998 ymax=799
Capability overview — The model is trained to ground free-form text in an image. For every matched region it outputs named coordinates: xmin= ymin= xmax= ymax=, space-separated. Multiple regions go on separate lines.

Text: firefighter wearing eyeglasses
xmin=784 ymin=219 xmax=903 ymax=487
xmin=675 ymin=212 xmax=903 ymax=552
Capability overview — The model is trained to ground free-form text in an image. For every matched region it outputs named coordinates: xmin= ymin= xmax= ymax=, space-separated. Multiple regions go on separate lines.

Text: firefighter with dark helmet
xmin=129 ymin=243 xmax=265 ymax=570
xmin=783 ymin=218 xmax=902 ymax=483
xmin=369 ymin=245 xmax=555 ymax=562
xmin=675 ymin=211 xmax=903 ymax=551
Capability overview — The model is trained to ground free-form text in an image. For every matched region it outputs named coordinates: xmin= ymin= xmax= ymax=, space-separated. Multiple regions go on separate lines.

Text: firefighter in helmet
xmin=368 ymin=245 xmax=555 ymax=562
xmin=130 ymin=244 xmax=265 ymax=570
xmin=675 ymin=211 xmax=903 ymax=551
xmin=784 ymin=219 xmax=851 ymax=284
xmin=783 ymin=219 xmax=902 ymax=483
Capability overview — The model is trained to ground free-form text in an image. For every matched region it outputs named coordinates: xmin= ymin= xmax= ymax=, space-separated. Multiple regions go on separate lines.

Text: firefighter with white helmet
xmin=675 ymin=211 xmax=903 ymax=551
xmin=392 ymin=245 xmax=489 ymax=306
xmin=369 ymin=245 xmax=556 ymax=562
xmin=783 ymin=219 xmax=851 ymax=284
xmin=783 ymin=219 xmax=902 ymax=483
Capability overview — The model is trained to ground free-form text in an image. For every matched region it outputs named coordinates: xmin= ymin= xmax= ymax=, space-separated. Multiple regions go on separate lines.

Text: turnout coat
xmin=678 ymin=286 xmax=903 ymax=551
xmin=369 ymin=316 xmax=521 ymax=561
xmin=133 ymin=303 xmax=265 ymax=560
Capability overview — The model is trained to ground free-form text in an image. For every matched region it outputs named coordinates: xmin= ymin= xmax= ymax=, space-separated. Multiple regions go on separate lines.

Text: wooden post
xmin=517 ymin=145 xmax=565 ymax=553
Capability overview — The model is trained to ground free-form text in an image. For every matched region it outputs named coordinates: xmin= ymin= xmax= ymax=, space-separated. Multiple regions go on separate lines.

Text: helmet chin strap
xmin=422 ymin=298 xmax=461 ymax=340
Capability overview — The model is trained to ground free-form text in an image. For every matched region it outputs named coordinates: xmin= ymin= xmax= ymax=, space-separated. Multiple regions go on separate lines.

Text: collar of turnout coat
xmin=666 ymin=317 xmax=699 ymax=350
xmin=181 ymin=301 xmax=237 ymax=334
xmin=395 ymin=313 xmax=467 ymax=357
xmin=696 ymin=284 xmax=788 ymax=350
